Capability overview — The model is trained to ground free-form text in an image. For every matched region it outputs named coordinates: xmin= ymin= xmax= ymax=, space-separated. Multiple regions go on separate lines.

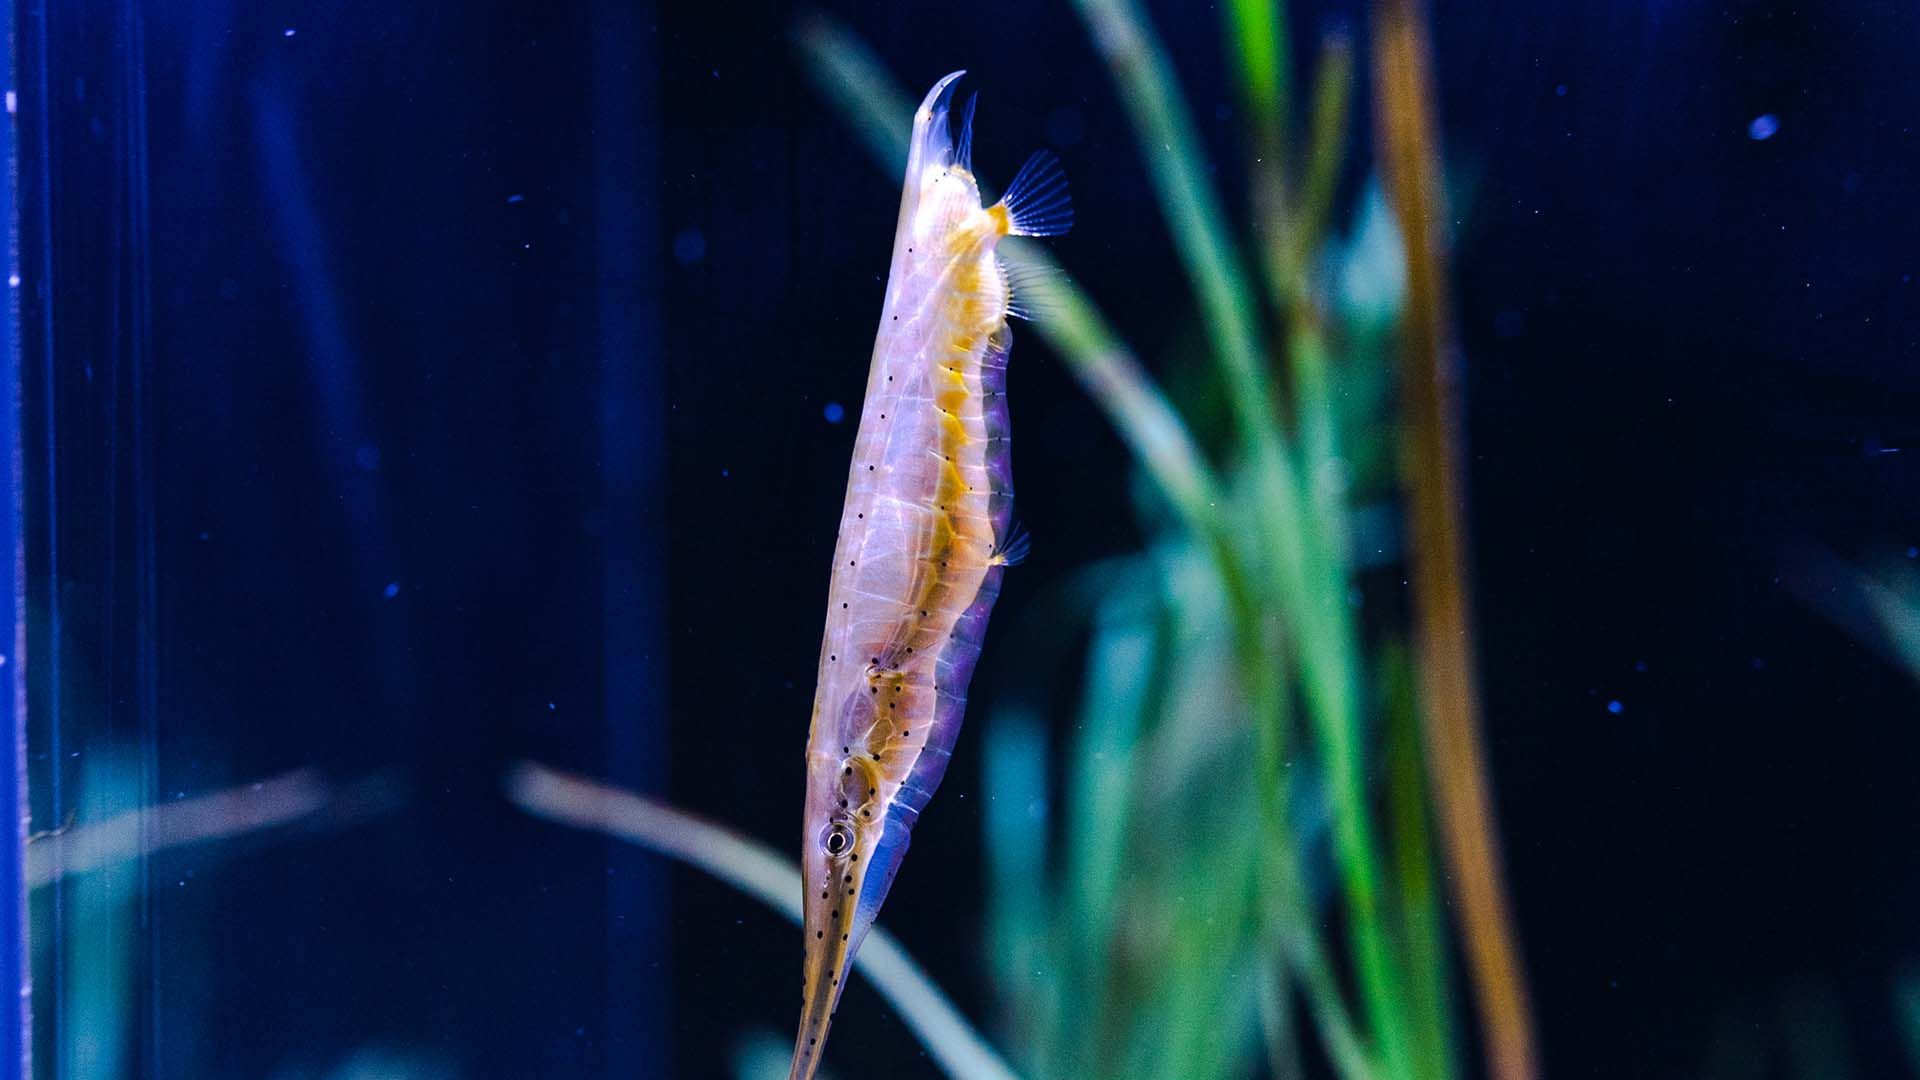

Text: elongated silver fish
xmin=787 ymin=72 xmax=1071 ymax=1080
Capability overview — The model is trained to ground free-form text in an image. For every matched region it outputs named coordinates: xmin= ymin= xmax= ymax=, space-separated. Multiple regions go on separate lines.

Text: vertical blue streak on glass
xmin=20 ymin=0 xmax=57 ymax=1072
xmin=592 ymin=2 xmax=668 ymax=1074
xmin=250 ymin=83 xmax=413 ymax=714
xmin=1 ymin=0 xmax=25 ymax=1070
xmin=113 ymin=0 xmax=161 ymax=1070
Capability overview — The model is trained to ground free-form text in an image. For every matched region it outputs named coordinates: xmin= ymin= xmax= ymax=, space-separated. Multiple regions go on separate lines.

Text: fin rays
xmin=996 ymin=149 xmax=1073 ymax=237
xmin=1000 ymin=255 xmax=1062 ymax=321
xmin=991 ymin=523 xmax=1032 ymax=567
xmin=955 ymin=92 xmax=979 ymax=174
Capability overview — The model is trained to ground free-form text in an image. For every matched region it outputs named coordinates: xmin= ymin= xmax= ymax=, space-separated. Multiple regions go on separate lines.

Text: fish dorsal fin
xmin=955 ymin=92 xmax=980 ymax=175
xmin=995 ymin=149 xmax=1073 ymax=237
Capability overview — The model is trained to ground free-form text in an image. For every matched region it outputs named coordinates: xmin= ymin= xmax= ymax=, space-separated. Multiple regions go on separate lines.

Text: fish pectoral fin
xmin=991 ymin=522 xmax=1031 ymax=567
xmin=1001 ymin=254 xmax=1062 ymax=321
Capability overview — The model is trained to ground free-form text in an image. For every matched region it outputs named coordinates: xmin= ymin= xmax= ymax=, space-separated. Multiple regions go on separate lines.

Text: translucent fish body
xmin=787 ymin=71 xmax=1068 ymax=1080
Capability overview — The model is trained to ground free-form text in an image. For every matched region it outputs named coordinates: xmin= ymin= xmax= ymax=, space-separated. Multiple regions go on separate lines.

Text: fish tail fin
xmin=995 ymin=149 xmax=1073 ymax=237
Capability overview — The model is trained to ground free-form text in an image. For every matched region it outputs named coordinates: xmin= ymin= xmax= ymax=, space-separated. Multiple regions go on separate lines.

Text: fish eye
xmin=821 ymin=821 xmax=854 ymax=858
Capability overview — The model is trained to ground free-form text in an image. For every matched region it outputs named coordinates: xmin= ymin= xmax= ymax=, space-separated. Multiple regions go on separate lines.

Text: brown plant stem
xmin=1368 ymin=2 xmax=1538 ymax=1078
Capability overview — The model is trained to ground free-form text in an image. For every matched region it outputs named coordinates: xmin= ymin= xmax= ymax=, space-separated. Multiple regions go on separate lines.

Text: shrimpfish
xmin=787 ymin=71 xmax=1071 ymax=1080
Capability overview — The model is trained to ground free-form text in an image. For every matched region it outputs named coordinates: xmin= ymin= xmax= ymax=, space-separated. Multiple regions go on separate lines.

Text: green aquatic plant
xmin=1797 ymin=557 xmax=1920 ymax=1076
xmin=1791 ymin=549 xmax=1920 ymax=686
xmin=1860 ymin=565 xmax=1920 ymax=678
